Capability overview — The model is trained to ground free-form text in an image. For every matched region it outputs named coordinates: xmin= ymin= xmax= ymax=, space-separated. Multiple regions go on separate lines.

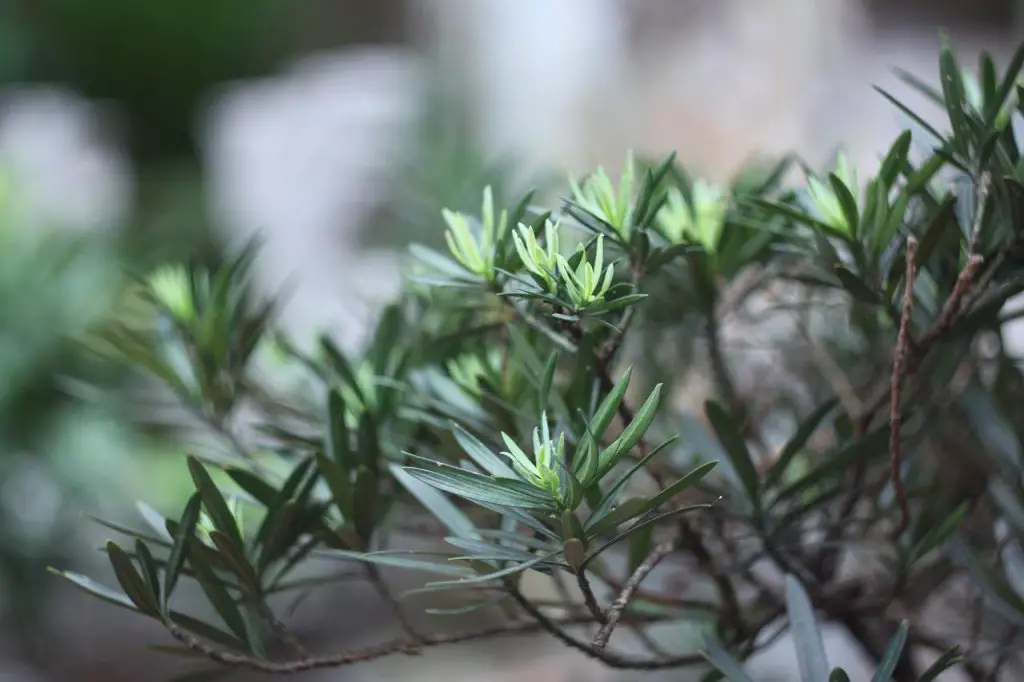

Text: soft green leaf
xmin=403 ymin=460 xmax=558 ymax=511
xmin=49 ymin=569 xmax=140 ymax=612
xmin=786 ymin=574 xmax=830 ymax=682
xmin=871 ymin=621 xmax=908 ymax=682
xmin=701 ymin=634 xmax=755 ymax=682
xmin=391 ymin=463 xmax=479 ymax=540
xmin=136 ymin=501 xmax=174 ymax=543
xmin=452 ymin=424 xmax=516 ymax=478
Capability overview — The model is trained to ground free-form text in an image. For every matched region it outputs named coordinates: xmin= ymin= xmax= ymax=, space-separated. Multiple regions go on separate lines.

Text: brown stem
xmin=575 ymin=570 xmax=608 ymax=624
xmin=889 ymin=237 xmax=918 ymax=538
xmin=593 ymin=539 xmax=679 ymax=650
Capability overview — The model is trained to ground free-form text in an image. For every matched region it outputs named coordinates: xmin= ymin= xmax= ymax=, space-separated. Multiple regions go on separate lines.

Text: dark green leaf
xmin=642 ymin=460 xmax=718 ymax=512
xmin=828 ymin=173 xmax=860 ymax=236
xmin=352 ymin=466 xmax=379 ymax=543
xmin=990 ymin=40 xmax=1024 ymax=126
xmin=587 ymin=497 xmax=649 ymax=536
xmin=591 ymin=366 xmax=633 ymax=442
xmin=766 ymin=399 xmax=838 ymax=490
xmin=873 ymin=87 xmax=946 ymax=144
xmin=208 ymin=532 xmax=261 ymax=594
xmin=188 ymin=546 xmax=252 ymax=648
xmin=773 ymin=425 xmax=890 ymax=506
xmin=187 ymin=457 xmax=244 ymax=550
xmin=169 ymin=611 xmax=247 ymax=651
xmin=938 ymin=36 xmax=972 ymax=157
xmin=877 ymin=131 xmax=913 ymax=190
xmin=627 ymin=523 xmax=654 ymax=574
xmin=326 ymin=387 xmax=352 ymax=470
xmin=106 ymin=541 xmax=161 ymax=617
xmin=834 ymin=266 xmax=881 ymax=304
xmin=917 ymin=647 xmax=964 ymax=682
xmin=586 ymin=436 xmax=680 ymax=528
xmin=134 ymin=540 xmax=162 ymax=612
xmin=910 ymin=503 xmax=967 ymax=562
xmin=319 ymin=336 xmax=366 ymax=406
xmin=829 ymin=669 xmax=852 ymax=682
xmin=705 ymin=401 xmax=760 ymax=510
xmin=226 ymin=469 xmax=279 ymax=507
xmin=315 ymin=451 xmax=353 ymax=521
xmin=598 ymin=384 xmax=663 ymax=479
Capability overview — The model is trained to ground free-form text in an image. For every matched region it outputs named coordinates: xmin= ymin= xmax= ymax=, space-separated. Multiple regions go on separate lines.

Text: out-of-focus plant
xmin=19 ymin=0 xmax=295 ymax=163
xmin=0 ymin=167 xmax=143 ymax=658
xmin=52 ymin=34 xmax=1024 ymax=682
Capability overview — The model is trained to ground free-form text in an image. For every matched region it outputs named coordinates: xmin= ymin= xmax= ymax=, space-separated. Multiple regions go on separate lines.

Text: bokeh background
xmin=0 ymin=1 xmax=1021 ymax=680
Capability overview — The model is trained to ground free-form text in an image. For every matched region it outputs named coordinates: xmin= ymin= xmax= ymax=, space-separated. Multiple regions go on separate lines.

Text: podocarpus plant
xmin=53 ymin=35 xmax=1024 ymax=682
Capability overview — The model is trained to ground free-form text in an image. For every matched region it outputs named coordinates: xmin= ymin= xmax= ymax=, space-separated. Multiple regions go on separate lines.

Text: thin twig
xmin=890 ymin=237 xmax=918 ymax=539
xmin=164 ymin=610 xmax=662 ymax=674
xmin=593 ymin=539 xmax=679 ymax=651
xmin=576 ymin=571 xmax=607 ymax=624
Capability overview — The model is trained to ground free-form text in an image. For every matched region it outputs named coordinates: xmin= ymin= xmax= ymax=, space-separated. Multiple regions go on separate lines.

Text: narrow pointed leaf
xmin=187 ymin=457 xmax=244 ymax=550
xmin=598 ymin=384 xmax=662 ymax=478
xmin=871 ymin=621 xmax=908 ymax=682
xmin=766 ymin=399 xmax=838 ymax=490
xmin=705 ymin=401 xmax=760 ymax=509
xmin=106 ymin=541 xmax=161 ymax=617
xmin=452 ymin=425 xmax=516 ymax=478
xmin=786 ymin=575 xmax=830 ymax=682
xmin=391 ymin=463 xmax=479 ymax=540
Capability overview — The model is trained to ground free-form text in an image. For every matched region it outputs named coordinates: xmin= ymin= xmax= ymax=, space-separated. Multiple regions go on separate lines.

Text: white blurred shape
xmin=422 ymin=0 xmax=624 ymax=177
xmin=0 ymin=86 xmax=133 ymax=231
xmin=200 ymin=49 xmax=421 ymax=351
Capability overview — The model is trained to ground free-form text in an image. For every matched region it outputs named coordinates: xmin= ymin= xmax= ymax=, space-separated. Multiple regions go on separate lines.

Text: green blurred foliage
xmin=20 ymin=0 xmax=296 ymax=163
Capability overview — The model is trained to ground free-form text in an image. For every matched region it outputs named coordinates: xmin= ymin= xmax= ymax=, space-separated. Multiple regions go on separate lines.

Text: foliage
xmin=0 ymin=167 xmax=142 ymax=653
xmin=18 ymin=0 xmax=295 ymax=162
xmin=55 ymin=35 xmax=1024 ymax=682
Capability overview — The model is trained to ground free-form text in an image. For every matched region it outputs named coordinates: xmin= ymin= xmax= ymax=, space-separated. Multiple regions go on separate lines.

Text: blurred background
xmin=0 ymin=1 xmax=1021 ymax=680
